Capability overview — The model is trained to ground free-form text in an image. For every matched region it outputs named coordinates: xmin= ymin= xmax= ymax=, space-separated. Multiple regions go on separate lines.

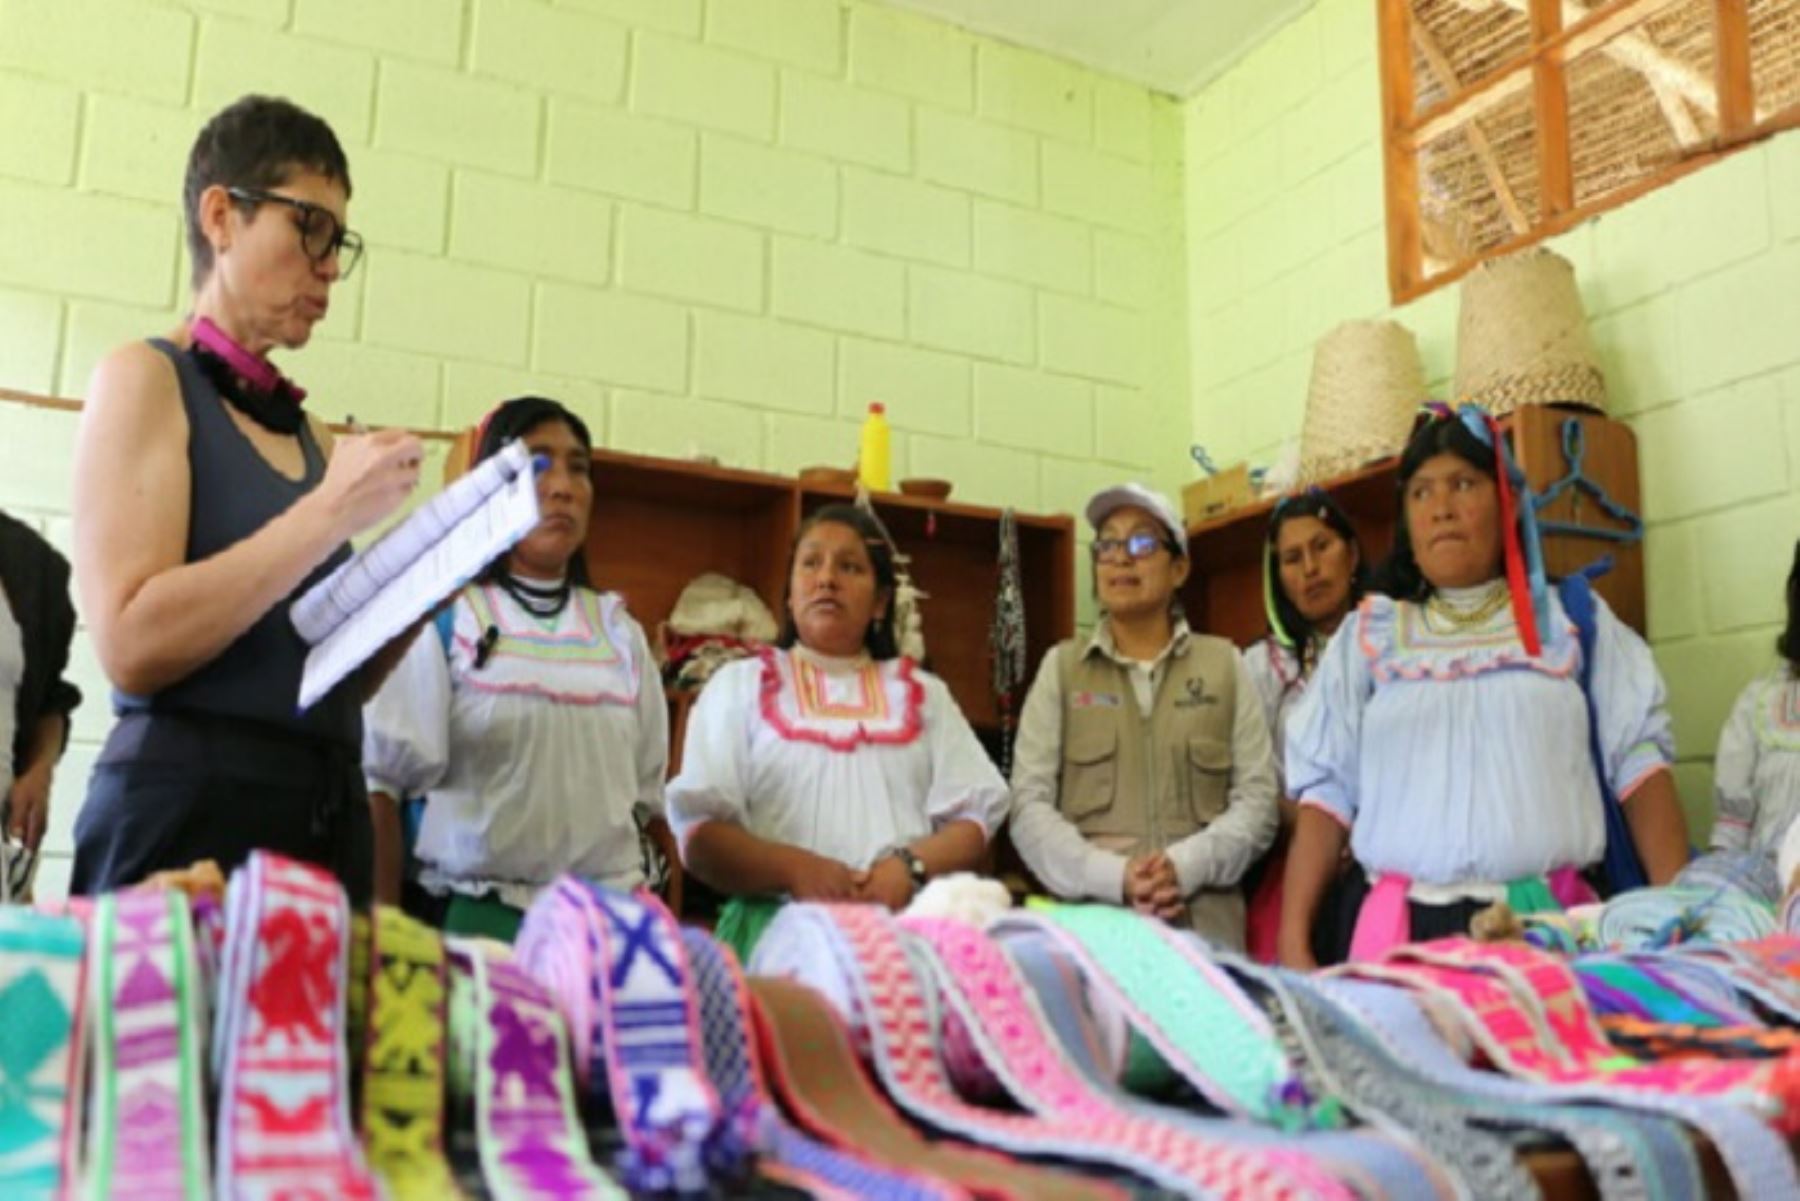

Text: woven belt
xmin=1308 ymin=973 xmax=1704 ymax=1201
xmin=212 ymin=851 xmax=378 ymax=1201
xmin=1339 ymin=940 xmax=1800 ymax=1196
xmin=1679 ymin=936 xmax=1800 ymax=1022
xmin=0 ymin=906 xmax=87 ymax=1199
xmin=995 ymin=927 xmax=1456 ymax=1201
xmin=749 ymin=974 xmax=1113 ymax=1201
xmin=516 ymin=879 xmax=731 ymax=1193
xmin=902 ymin=914 xmax=1353 ymax=1200
xmin=359 ymin=906 xmax=461 ymax=1200
xmin=1595 ymin=886 xmax=1776 ymax=950
xmin=754 ymin=903 xmax=1130 ymax=1201
xmin=446 ymin=937 xmax=627 ymax=1199
xmin=681 ymin=924 xmax=963 ymax=1200
xmin=1574 ymin=957 xmax=1748 ymax=1027
xmin=991 ymin=903 xmax=1328 ymax=1129
xmin=83 ymin=888 xmax=210 ymax=1200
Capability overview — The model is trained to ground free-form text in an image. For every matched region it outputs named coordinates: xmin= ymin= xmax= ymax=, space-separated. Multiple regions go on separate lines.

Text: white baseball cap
xmin=1084 ymin=483 xmax=1187 ymax=556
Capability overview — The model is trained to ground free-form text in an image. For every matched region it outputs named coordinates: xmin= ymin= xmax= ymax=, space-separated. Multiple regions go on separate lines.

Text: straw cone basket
xmin=1298 ymin=319 xmax=1425 ymax=485
xmin=1453 ymin=246 xmax=1607 ymax=418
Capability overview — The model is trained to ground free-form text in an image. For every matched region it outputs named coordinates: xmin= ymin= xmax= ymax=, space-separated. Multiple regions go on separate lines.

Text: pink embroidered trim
xmin=758 ymin=648 xmax=925 ymax=752
xmin=1354 ymin=597 xmax=1578 ymax=683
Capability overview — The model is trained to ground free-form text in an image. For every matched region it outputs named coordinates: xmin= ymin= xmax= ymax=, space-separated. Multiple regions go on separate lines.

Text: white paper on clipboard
xmin=294 ymin=440 xmax=539 ymax=710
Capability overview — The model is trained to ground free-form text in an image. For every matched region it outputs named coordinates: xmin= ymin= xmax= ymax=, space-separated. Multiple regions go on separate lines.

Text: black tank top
xmin=113 ymin=339 xmax=361 ymax=747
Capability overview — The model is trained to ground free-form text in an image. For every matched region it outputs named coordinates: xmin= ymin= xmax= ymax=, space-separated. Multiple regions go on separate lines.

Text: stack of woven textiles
xmin=1523 ymin=851 xmax=1783 ymax=955
xmin=10 ymin=854 xmax=1800 ymax=1199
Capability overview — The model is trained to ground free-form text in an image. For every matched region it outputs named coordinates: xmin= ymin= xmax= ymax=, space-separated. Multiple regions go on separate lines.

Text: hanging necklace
xmin=1423 ymin=583 xmax=1510 ymax=633
xmin=498 ymin=572 xmax=571 ymax=620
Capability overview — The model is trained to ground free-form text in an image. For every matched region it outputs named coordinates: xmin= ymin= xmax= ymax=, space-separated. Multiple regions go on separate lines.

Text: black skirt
xmin=71 ymin=709 xmax=372 ymax=906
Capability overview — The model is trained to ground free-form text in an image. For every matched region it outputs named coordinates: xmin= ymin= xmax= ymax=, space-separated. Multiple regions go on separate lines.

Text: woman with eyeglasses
xmin=667 ymin=504 xmax=1007 ymax=961
xmin=1719 ymin=539 xmax=1800 ymax=878
xmin=1008 ymin=484 xmax=1278 ymax=949
xmin=69 ymin=95 xmax=422 ymax=903
xmin=1279 ymin=405 xmax=1690 ymax=969
xmin=362 ymin=397 xmax=667 ymax=940
xmin=1241 ymin=487 xmax=1368 ymax=961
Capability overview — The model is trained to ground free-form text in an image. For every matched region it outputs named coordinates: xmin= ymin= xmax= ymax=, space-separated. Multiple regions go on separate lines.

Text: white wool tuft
xmin=903 ymin=873 xmax=1013 ymax=925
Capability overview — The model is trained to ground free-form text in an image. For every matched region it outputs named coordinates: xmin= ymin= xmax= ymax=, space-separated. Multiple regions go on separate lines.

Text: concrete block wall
xmin=1185 ymin=0 xmax=1800 ymax=838
xmin=0 ymin=0 xmax=1196 ymax=896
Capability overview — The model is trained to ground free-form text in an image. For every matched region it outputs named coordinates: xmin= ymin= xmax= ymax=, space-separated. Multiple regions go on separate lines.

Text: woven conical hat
xmin=1298 ymin=319 xmax=1425 ymax=484
xmin=1453 ymin=246 xmax=1607 ymax=417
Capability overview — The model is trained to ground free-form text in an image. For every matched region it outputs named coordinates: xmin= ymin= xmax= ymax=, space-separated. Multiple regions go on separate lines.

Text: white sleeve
xmin=1712 ymin=680 xmax=1763 ymax=852
xmin=1004 ymin=645 xmax=1129 ymax=902
xmin=1588 ymin=596 xmax=1676 ymax=800
xmin=919 ymin=671 xmax=1007 ymax=837
xmin=627 ymin=617 xmax=669 ymax=820
xmin=1286 ymin=610 xmax=1375 ymax=827
xmin=664 ymin=659 xmax=757 ymax=853
xmin=361 ymin=624 xmax=452 ymax=800
xmin=1167 ymin=652 xmax=1280 ymax=893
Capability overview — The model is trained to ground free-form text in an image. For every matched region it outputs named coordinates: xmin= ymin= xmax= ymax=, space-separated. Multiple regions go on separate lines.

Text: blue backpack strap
xmin=434 ymin=603 xmax=456 ymax=655
xmin=1560 ymin=563 xmax=1648 ymax=896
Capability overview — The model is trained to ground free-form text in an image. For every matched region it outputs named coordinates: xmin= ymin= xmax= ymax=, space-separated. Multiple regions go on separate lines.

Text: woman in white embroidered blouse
xmin=1720 ymin=540 xmax=1800 ymax=877
xmin=1279 ymin=405 xmax=1691 ymax=969
xmin=362 ymin=397 xmax=667 ymax=941
xmin=667 ymin=503 xmax=1007 ymax=959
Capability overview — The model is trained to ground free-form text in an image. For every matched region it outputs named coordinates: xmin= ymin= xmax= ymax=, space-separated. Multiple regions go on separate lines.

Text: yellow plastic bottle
xmin=858 ymin=402 xmax=891 ymax=491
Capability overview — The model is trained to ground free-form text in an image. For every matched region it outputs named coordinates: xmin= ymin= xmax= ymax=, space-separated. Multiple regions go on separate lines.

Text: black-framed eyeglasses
xmin=1091 ymin=531 xmax=1175 ymax=562
xmin=226 ymin=186 xmax=364 ymax=278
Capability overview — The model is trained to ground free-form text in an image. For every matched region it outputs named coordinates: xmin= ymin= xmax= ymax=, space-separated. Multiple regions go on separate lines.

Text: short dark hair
xmin=475 ymin=396 xmax=594 ymax=587
xmin=1781 ymin=538 xmax=1800 ymax=672
xmin=184 ymin=95 xmax=351 ymax=288
xmin=776 ymin=504 xmax=901 ymax=660
xmin=1373 ymin=411 xmax=1503 ymax=602
xmin=1265 ymin=487 xmax=1369 ymax=664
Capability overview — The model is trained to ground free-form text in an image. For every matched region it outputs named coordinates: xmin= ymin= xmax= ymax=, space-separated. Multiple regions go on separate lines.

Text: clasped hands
xmin=1125 ymin=849 xmax=1185 ymax=922
xmin=784 ymin=847 xmax=917 ymax=911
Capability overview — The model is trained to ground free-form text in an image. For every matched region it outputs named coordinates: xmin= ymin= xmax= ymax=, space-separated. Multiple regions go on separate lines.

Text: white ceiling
xmin=876 ymin=0 xmax=1320 ymax=97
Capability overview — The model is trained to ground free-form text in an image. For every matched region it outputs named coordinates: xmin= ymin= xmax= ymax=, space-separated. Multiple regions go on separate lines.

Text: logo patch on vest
xmin=1174 ymin=676 xmax=1221 ymax=708
xmin=1071 ymin=690 xmax=1121 ymax=709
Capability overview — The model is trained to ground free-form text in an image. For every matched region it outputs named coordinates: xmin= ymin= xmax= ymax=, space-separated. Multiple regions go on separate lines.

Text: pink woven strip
xmin=902 ymin=916 xmax=1353 ymax=1201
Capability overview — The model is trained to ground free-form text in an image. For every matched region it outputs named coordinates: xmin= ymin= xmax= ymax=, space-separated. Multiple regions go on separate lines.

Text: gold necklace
xmin=1423 ymin=586 xmax=1510 ymax=632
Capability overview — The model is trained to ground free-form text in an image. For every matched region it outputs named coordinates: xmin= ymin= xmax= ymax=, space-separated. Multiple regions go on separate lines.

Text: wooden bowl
xmin=899 ymin=477 xmax=953 ymax=501
xmin=799 ymin=465 xmax=856 ymax=488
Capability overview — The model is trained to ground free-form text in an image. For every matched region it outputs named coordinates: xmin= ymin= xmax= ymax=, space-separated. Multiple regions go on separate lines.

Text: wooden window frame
xmin=1380 ymin=0 xmax=1800 ymax=303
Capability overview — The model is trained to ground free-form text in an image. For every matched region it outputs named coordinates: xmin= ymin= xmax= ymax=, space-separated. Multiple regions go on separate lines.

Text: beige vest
xmin=1054 ymin=629 xmax=1247 ymax=948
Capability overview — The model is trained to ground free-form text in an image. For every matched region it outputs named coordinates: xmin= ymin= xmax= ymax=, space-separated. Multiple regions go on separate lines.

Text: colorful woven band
xmin=754 ymin=903 xmax=1129 ymax=1201
xmin=517 ymin=879 xmax=731 ymax=1193
xmin=0 ymin=906 xmax=87 ymax=1199
xmin=446 ymin=937 xmax=627 ymax=1200
xmin=1309 ymin=974 xmax=1705 ymax=1201
xmin=995 ymin=927 xmax=1456 ymax=1201
xmin=993 ymin=903 xmax=1326 ymax=1129
xmin=681 ymin=925 xmax=962 ymax=1201
xmin=902 ymin=914 xmax=1353 ymax=1201
xmin=1337 ymin=942 xmax=1800 ymax=1196
xmin=212 ymin=851 xmax=377 ymax=1201
xmin=83 ymin=888 xmax=209 ymax=1200
xmin=360 ymin=906 xmax=462 ymax=1200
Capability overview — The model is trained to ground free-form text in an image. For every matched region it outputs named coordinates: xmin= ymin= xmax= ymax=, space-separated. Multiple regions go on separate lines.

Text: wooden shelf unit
xmin=1180 ymin=405 xmax=1647 ymax=647
xmin=447 ymin=434 xmax=1078 ymax=755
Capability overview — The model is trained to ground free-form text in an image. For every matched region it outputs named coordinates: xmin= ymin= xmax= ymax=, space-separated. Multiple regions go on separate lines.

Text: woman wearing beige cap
xmin=1006 ymin=483 xmax=1278 ymax=949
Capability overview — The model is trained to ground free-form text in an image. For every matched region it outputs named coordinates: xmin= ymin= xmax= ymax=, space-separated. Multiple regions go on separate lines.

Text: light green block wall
xmin=1184 ymin=0 xmax=1800 ymax=840
xmin=0 ymin=0 xmax=1195 ymax=896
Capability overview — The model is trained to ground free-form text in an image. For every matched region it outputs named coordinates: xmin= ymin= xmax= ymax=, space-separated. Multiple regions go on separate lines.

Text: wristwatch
xmin=889 ymin=845 xmax=928 ymax=891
